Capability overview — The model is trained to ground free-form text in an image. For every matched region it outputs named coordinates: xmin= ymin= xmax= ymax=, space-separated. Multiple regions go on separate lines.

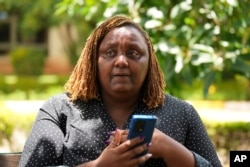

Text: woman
xmin=19 ymin=15 xmax=222 ymax=167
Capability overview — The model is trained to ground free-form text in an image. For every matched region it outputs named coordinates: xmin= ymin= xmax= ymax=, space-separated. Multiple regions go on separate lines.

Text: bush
xmin=172 ymin=76 xmax=250 ymax=101
xmin=10 ymin=46 xmax=47 ymax=76
xmin=0 ymin=75 xmax=67 ymax=100
xmin=0 ymin=103 xmax=36 ymax=145
xmin=0 ymin=105 xmax=15 ymax=143
xmin=206 ymin=121 xmax=250 ymax=150
xmin=205 ymin=121 xmax=250 ymax=166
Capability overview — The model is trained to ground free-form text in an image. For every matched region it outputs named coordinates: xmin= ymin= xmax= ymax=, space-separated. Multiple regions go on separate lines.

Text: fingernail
xmin=146 ymin=153 xmax=152 ymax=158
xmin=139 ymin=136 xmax=145 ymax=140
xmin=105 ymin=139 xmax=111 ymax=144
xmin=108 ymin=131 xmax=115 ymax=136
xmin=146 ymin=142 xmax=152 ymax=147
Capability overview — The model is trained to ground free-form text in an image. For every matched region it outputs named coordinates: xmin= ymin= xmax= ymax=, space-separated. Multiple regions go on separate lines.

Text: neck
xmin=101 ymin=91 xmax=140 ymax=128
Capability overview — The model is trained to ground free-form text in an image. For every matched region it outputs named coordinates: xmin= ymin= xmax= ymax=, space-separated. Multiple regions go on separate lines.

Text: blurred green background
xmin=0 ymin=0 xmax=250 ymax=166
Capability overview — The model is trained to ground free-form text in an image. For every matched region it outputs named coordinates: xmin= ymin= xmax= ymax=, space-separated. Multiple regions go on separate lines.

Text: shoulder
xmin=42 ymin=93 xmax=99 ymax=115
xmin=47 ymin=92 xmax=69 ymax=102
xmin=155 ymin=94 xmax=205 ymax=131
xmin=41 ymin=92 xmax=73 ymax=112
xmin=161 ymin=94 xmax=199 ymax=119
xmin=44 ymin=92 xmax=72 ymax=105
xmin=163 ymin=94 xmax=193 ymax=109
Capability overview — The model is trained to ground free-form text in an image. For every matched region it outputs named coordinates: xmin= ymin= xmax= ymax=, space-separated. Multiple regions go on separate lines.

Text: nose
xmin=114 ymin=54 xmax=128 ymax=67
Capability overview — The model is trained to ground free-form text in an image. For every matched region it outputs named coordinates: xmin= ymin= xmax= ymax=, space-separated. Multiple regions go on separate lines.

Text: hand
xmin=148 ymin=128 xmax=168 ymax=158
xmin=106 ymin=129 xmax=129 ymax=145
xmin=148 ymin=128 xmax=195 ymax=167
xmin=95 ymin=129 xmax=152 ymax=167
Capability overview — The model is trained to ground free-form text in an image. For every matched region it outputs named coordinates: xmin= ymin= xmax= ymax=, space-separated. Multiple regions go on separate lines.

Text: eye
xmin=105 ymin=49 xmax=116 ymax=58
xmin=127 ymin=49 xmax=141 ymax=59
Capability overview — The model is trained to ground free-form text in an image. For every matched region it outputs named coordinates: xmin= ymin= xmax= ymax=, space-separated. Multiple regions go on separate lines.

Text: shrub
xmin=0 ymin=103 xmax=36 ymax=144
xmin=10 ymin=46 xmax=47 ymax=76
xmin=0 ymin=75 xmax=67 ymax=100
xmin=206 ymin=122 xmax=250 ymax=150
xmin=0 ymin=107 xmax=15 ymax=144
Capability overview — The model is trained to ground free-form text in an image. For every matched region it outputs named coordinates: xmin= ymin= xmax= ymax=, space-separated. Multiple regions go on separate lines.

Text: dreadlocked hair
xmin=64 ymin=15 xmax=166 ymax=108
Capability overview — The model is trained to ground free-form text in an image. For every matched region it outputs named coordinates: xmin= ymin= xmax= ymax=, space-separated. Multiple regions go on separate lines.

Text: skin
xmin=98 ymin=26 xmax=149 ymax=96
xmin=77 ymin=26 xmax=195 ymax=167
xmin=97 ymin=26 xmax=149 ymax=128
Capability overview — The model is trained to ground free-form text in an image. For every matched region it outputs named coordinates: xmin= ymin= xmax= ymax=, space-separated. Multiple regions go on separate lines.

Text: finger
xmin=119 ymin=136 xmax=144 ymax=153
xmin=121 ymin=129 xmax=129 ymax=135
xmin=108 ymin=129 xmax=122 ymax=148
xmin=115 ymin=129 xmax=128 ymax=143
xmin=127 ymin=142 xmax=149 ymax=160
xmin=106 ymin=129 xmax=128 ymax=145
xmin=109 ymin=129 xmax=128 ymax=136
xmin=120 ymin=129 xmax=129 ymax=143
xmin=120 ymin=135 xmax=127 ymax=143
xmin=130 ymin=153 xmax=152 ymax=166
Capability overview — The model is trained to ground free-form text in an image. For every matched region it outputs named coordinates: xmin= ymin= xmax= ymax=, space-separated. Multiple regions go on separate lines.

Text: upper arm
xmin=19 ymin=97 xmax=65 ymax=167
xmin=185 ymin=105 xmax=222 ymax=167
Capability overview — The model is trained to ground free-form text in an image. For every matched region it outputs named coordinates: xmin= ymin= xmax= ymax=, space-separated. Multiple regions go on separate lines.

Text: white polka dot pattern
xmin=19 ymin=93 xmax=222 ymax=167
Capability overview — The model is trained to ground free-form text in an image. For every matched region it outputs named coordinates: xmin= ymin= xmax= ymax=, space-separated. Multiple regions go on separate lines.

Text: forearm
xmin=76 ymin=160 xmax=98 ymax=167
xmin=161 ymin=135 xmax=195 ymax=167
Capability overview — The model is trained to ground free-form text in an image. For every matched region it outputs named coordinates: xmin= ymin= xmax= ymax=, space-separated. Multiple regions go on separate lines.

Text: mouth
xmin=113 ymin=74 xmax=129 ymax=78
xmin=112 ymin=73 xmax=130 ymax=81
xmin=114 ymin=74 xmax=129 ymax=77
xmin=113 ymin=72 xmax=130 ymax=77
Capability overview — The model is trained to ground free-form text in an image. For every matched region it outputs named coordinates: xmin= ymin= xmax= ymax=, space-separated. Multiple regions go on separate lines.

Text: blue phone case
xmin=127 ymin=114 xmax=157 ymax=143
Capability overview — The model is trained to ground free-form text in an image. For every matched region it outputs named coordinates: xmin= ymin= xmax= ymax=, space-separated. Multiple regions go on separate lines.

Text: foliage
xmin=9 ymin=46 xmax=47 ymax=99
xmin=10 ymin=46 xmax=46 ymax=76
xmin=176 ymin=75 xmax=250 ymax=100
xmin=0 ymin=75 xmax=67 ymax=100
xmin=205 ymin=121 xmax=250 ymax=166
xmin=0 ymin=104 xmax=15 ymax=143
xmin=0 ymin=0 xmax=61 ymax=39
xmin=0 ymin=74 xmax=248 ymax=100
xmin=205 ymin=121 xmax=250 ymax=150
xmin=0 ymin=104 xmax=36 ymax=146
xmin=54 ymin=0 xmax=250 ymax=98
xmin=1 ymin=0 xmax=250 ymax=98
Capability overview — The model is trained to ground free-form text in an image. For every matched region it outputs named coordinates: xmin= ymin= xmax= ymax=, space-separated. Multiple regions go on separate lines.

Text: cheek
xmin=133 ymin=59 xmax=149 ymax=82
xmin=139 ymin=64 xmax=148 ymax=81
xmin=140 ymin=57 xmax=149 ymax=75
xmin=97 ymin=58 xmax=111 ymax=83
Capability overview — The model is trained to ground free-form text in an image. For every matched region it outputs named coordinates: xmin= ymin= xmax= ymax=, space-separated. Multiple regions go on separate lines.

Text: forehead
xmin=103 ymin=25 xmax=146 ymax=43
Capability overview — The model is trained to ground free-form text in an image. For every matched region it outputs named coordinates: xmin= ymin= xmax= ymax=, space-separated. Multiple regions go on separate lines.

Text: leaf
xmin=231 ymin=58 xmax=250 ymax=77
xmin=241 ymin=54 xmax=250 ymax=61
xmin=203 ymin=71 xmax=215 ymax=98
xmin=192 ymin=44 xmax=214 ymax=54
xmin=181 ymin=65 xmax=193 ymax=85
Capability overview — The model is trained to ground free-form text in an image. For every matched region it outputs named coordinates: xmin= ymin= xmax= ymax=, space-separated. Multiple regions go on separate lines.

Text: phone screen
xmin=127 ymin=115 xmax=157 ymax=144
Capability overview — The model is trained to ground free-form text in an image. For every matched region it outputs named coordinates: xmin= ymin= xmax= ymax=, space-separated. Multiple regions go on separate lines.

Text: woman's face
xmin=98 ymin=26 xmax=149 ymax=97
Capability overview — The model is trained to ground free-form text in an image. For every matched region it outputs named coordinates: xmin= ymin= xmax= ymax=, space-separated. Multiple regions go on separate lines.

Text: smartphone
xmin=127 ymin=114 xmax=158 ymax=144
xmin=127 ymin=114 xmax=157 ymax=159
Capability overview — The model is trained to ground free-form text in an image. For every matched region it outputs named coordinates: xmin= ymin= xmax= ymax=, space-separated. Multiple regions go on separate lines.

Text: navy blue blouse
xmin=19 ymin=93 xmax=222 ymax=167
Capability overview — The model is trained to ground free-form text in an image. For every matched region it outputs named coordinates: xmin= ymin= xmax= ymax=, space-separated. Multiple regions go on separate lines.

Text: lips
xmin=112 ymin=72 xmax=130 ymax=81
xmin=113 ymin=71 xmax=130 ymax=76
xmin=114 ymin=73 xmax=129 ymax=76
